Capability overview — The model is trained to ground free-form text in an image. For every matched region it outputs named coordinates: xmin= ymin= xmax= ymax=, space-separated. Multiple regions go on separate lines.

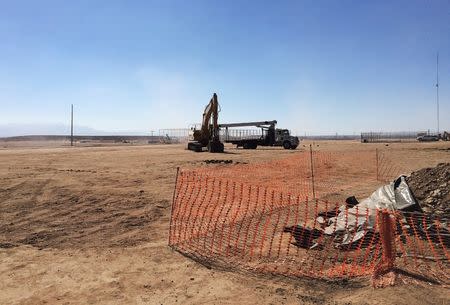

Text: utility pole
xmin=71 ymin=104 xmax=74 ymax=146
xmin=436 ymin=52 xmax=440 ymax=135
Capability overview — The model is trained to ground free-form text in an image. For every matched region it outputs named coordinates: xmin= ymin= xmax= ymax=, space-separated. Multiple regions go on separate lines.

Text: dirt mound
xmin=406 ymin=163 xmax=450 ymax=216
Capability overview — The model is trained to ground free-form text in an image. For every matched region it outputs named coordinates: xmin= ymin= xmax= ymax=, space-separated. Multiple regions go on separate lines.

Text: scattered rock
xmin=204 ymin=159 xmax=233 ymax=164
xmin=0 ymin=242 xmax=15 ymax=248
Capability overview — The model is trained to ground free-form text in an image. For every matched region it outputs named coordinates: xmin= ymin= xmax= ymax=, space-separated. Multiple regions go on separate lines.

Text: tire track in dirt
xmin=1 ymin=170 xmax=171 ymax=250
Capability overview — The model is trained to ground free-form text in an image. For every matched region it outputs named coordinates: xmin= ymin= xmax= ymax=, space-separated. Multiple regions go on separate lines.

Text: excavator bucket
xmin=208 ymin=140 xmax=224 ymax=153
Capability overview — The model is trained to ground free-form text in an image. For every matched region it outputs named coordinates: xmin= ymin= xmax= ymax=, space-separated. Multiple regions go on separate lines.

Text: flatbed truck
xmin=219 ymin=120 xmax=299 ymax=149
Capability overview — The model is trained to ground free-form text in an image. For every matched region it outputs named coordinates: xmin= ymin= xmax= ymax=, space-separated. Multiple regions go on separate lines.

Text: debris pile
xmin=285 ymin=163 xmax=450 ymax=250
xmin=406 ymin=163 xmax=450 ymax=217
xmin=203 ymin=159 xmax=233 ymax=164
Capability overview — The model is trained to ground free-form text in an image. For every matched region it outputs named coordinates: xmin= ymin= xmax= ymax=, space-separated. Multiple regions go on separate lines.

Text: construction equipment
xmin=187 ymin=93 xmax=224 ymax=153
xmin=220 ymin=120 xmax=299 ymax=149
xmin=441 ymin=131 xmax=450 ymax=141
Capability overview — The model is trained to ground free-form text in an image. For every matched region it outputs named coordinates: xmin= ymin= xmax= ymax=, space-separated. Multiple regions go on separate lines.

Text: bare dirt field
xmin=1 ymin=140 xmax=449 ymax=305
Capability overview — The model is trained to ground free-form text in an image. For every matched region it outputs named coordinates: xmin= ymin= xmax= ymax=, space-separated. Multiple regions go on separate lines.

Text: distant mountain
xmin=0 ymin=123 xmax=149 ymax=137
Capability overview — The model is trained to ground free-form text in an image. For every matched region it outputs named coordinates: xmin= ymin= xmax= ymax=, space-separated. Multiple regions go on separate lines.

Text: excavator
xmin=187 ymin=93 xmax=224 ymax=153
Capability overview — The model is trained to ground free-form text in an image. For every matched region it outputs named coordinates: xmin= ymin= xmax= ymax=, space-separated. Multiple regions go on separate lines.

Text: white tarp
xmin=322 ymin=176 xmax=418 ymax=245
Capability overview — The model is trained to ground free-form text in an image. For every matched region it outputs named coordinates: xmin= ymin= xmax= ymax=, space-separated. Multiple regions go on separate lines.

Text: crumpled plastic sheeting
xmin=323 ymin=176 xmax=418 ymax=245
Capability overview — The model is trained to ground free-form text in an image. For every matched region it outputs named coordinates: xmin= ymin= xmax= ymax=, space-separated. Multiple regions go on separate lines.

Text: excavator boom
xmin=200 ymin=93 xmax=219 ymax=140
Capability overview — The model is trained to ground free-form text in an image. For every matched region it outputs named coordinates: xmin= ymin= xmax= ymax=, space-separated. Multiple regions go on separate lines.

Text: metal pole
xmin=309 ymin=144 xmax=316 ymax=200
xmin=70 ymin=104 xmax=73 ymax=146
xmin=376 ymin=148 xmax=379 ymax=181
xmin=168 ymin=167 xmax=180 ymax=246
xmin=436 ymin=52 xmax=440 ymax=135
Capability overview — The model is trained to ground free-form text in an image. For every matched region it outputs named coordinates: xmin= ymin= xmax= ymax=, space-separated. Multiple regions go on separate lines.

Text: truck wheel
xmin=251 ymin=143 xmax=257 ymax=149
xmin=283 ymin=141 xmax=291 ymax=149
xmin=290 ymin=145 xmax=298 ymax=150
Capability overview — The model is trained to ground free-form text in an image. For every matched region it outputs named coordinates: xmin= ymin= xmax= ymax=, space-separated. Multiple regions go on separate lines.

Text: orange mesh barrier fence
xmin=169 ymin=170 xmax=449 ymax=283
xmin=188 ymin=150 xmax=402 ymax=200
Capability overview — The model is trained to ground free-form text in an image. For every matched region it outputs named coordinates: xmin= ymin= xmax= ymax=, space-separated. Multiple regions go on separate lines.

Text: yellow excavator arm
xmin=200 ymin=93 xmax=219 ymax=139
xmin=188 ymin=93 xmax=224 ymax=152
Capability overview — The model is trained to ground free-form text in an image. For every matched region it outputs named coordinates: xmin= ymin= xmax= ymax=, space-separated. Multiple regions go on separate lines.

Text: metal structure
xmin=220 ymin=129 xmax=262 ymax=141
xmin=361 ymin=131 xmax=426 ymax=143
xmin=70 ymin=104 xmax=74 ymax=146
xmin=442 ymin=131 xmax=450 ymax=141
xmin=436 ymin=52 xmax=440 ymax=135
xmin=158 ymin=129 xmax=190 ymax=143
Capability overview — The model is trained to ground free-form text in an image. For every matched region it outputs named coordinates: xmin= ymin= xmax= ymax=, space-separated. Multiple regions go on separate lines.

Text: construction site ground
xmin=0 ymin=140 xmax=449 ymax=305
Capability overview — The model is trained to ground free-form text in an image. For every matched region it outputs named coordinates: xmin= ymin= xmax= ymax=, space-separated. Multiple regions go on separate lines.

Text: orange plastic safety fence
xmin=187 ymin=150 xmax=404 ymax=203
xmin=169 ymin=170 xmax=449 ymax=283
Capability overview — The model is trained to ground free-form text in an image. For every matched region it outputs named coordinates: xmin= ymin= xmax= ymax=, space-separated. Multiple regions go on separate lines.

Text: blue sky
xmin=0 ymin=0 xmax=449 ymax=136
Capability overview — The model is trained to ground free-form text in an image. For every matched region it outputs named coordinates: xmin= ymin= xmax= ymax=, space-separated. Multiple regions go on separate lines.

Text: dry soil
xmin=0 ymin=140 xmax=449 ymax=305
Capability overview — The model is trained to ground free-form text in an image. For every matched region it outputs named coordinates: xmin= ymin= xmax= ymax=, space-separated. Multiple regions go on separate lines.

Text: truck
xmin=417 ymin=134 xmax=440 ymax=142
xmin=416 ymin=131 xmax=450 ymax=142
xmin=220 ymin=120 xmax=299 ymax=149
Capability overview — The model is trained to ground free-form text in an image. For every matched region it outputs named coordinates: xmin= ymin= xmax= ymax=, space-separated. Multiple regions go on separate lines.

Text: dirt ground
xmin=0 ymin=140 xmax=449 ymax=305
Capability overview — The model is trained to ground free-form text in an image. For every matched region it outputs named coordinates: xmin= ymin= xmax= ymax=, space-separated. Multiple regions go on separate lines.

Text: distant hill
xmin=0 ymin=135 xmax=158 ymax=143
xmin=0 ymin=123 xmax=149 ymax=137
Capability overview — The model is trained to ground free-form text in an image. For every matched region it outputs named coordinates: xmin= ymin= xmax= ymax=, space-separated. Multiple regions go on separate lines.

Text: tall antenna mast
xmin=436 ymin=52 xmax=439 ymax=135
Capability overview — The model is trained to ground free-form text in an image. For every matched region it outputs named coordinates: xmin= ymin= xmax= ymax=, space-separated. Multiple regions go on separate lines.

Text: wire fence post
xmin=309 ymin=144 xmax=316 ymax=200
xmin=70 ymin=104 xmax=74 ymax=146
xmin=168 ymin=167 xmax=180 ymax=246
xmin=375 ymin=148 xmax=379 ymax=181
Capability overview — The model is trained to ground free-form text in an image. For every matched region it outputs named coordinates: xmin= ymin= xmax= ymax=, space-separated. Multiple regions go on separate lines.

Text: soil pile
xmin=406 ymin=163 xmax=450 ymax=217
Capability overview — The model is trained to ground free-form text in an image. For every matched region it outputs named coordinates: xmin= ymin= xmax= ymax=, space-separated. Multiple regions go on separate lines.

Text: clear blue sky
xmin=0 ymin=0 xmax=449 ymax=135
